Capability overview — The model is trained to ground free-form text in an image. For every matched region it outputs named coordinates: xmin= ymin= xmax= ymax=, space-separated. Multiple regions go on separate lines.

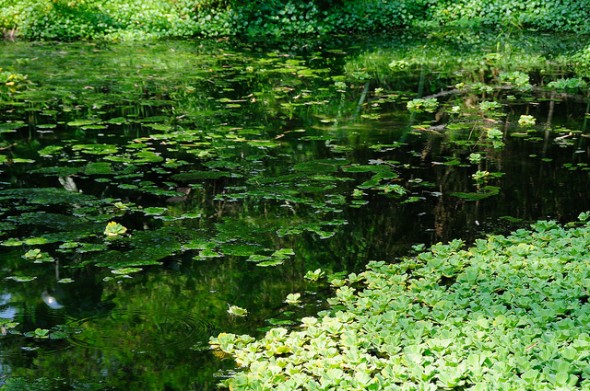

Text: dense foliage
xmin=2 ymin=23 xmax=590 ymax=390
xmin=212 ymin=216 xmax=590 ymax=389
xmin=1 ymin=0 xmax=590 ymax=40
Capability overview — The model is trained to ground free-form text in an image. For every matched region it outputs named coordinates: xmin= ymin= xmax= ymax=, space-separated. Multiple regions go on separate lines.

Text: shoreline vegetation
xmin=1 ymin=0 xmax=590 ymax=41
xmin=211 ymin=216 xmax=590 ymax=390
xmin=3 ymin=2 xmax=590 ymax=390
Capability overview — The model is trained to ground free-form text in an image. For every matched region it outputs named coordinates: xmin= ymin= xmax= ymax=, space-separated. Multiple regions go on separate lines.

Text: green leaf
xmin=111 ymin=267 xmax=142 ymax=275
xmin=6 ymin=276 xmax=37 ymax=282
xmin=285 ymin=293 xmax=301 ymax=305
xmin=227 ymin=305 xmax=248 ymax=317
xmin=104 ymin=221 xmax=127 ymax=237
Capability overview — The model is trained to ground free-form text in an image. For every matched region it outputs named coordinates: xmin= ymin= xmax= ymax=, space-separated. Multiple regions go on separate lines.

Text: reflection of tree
xmin=14 ymin=249 xmax=325 ymax=389
xmin=2 ymin=34 xmax=590 ymax=389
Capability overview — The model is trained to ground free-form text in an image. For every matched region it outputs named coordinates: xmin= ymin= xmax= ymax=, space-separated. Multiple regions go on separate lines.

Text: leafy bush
xmin=0 ymin=0 xmax=203 ymax=40
xmin=324 ymin=0 xmax=427 ymax=34
xmin=1 ymin=0 xmax=590 ymax=39
xmin=428 ymin=0 xmax=590 ymax=33
xmin=232 ymin=1 xmax=325 ymax=37
xmin=212 ymin=217 xmax=590 ymax=389
xmin=5 ymin=0 xmax=117 ymax=40
xmin=547 ymin=78 xmax=588 ymax=93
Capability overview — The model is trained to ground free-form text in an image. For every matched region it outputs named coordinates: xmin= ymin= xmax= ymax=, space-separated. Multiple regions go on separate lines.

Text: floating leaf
xmin=451 ymin=186 xmax=501 ymax=201
xmin=23 ymin=237 xmax=51 ymax=246
xmin=0 ymin=121 xmax=25 ymax=133
xmin=93 ymin=228 xmax=182 ymax=267
xmin=218 ymin=244 xmax=261 ymax=257
xmin=25 ymin=328 xmax=50 ymax=339
xmin=37 ymin=124 xmax=57 ymax=130
xmin=111 ymin=267 xmax=142 ymax=275
xmin=256 ymin=258 xmax=285 ymax=267
xmin=12 ymin=158 xmax=35 ymax=164
xmin=142 ymin=207 xmax=167 ymax=216
xmin=22 ymin=248 xmax=54 ymax=263
xmin=2 ymin=239 xmax=23 ymax=247
xmin=134 ymin=150 xmax=163 ymax=163
xmin=104 ymin=221 xmax=127 ymax=237
xmin=67 ymin=119 xmax=99 ymax=127
xmin=6 ymin=276 xmax=37 ymax=282
xmin=285 ymin=293 xmax=301 ymax=305
xmin=84 ymin=162 xmax=113 ymax=175
xmin=304 ymin=268 xmax=325 ymax=282
xmin=23 ymin=248 xmax=41 ymax=258
xmin=227 ymin=305 xmax=248 ymax=317
xmin=518 ymin=115 xmax=536 ymax=127
xmin=38 ymin=145 xmax=64 ymax=157
xmin=0 ymin=188 xmax=98 ymax=205
xmin=195 ymin=249 xmax=223 ymax=260
xmin=171 ymin=171 xmax=233 ymax=181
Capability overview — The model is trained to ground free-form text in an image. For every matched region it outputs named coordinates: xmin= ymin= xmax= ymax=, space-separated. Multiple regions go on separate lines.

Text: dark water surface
xmin=1 ymin=32 xmax=590 ymax=389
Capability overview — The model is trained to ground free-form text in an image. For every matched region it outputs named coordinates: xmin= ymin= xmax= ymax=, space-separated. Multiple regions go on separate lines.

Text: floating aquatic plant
xmin=227 ymin=305 xmax=248 ymax=318
xmin=284 ymin=293 xmax=301 ymax=305
xmin=406 ymin=98 xmax=438 ymax=113
xmin=103 ymin=221 xmax=127 ymax=237
xmin=2 ymin=35 xmax=590 ymax=390
xmin=518 ymin=115 xmax=536 ymax=127
xmin=5 ymin=275 xmax=36 ymax=282
xmin=22 ymin=249 xmax=54 ymax=263
xmin=304 ymin=268 xmax=325 ymax=282
xmin=213 ymin=219 xmax=590 ymax=390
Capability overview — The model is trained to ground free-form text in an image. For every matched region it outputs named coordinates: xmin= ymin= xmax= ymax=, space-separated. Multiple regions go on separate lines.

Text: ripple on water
xmin=66 ymin=309 xmax=210 ymax=351
xmin=0 ymin=310 xmax=74 ymax=359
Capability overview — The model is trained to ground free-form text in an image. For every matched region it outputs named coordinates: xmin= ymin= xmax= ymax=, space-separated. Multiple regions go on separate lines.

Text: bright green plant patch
xmin=2 ymin=0 xmax=590 ymax=40
xmin=212 ymin=217 xmax=590 ymax=390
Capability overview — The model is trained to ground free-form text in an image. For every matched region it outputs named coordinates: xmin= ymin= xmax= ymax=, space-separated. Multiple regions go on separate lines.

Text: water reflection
xmin=0 ymin=294 xmax=16 ymax=320
xmin=41 ymin=291 xmax=64 ymax=310
xmin=0 ymin=33 xmax=589 ymax=389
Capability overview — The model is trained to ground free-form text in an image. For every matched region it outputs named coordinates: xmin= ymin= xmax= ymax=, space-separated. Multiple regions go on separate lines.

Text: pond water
xmin=1 ymin=31 xmax=590 ymax=389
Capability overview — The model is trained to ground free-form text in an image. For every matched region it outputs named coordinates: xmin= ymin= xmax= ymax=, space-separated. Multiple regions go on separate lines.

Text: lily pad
xmin=0 ymin=188 xmax=99 ymax=205
xmin=84 ymin=162 xmax=113 ymax=175
xmin=171 ymin=171 xmax=233 ymax=181
xmin=72 ymin=144 xmax=118 ymax=155
xmin=142 ymin=207 xmax=168 ymax=216
xmin=5 ymin=276 xmax=37 ymax=282
xmin=38 ymin=146 xmax=64 ymax=157
xmin=111 ymin=267 xmax=143 ymax=275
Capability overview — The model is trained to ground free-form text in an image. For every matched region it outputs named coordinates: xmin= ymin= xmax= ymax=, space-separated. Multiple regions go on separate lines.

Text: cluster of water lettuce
xmin=212 ymin=216 xmax=590 ymax=390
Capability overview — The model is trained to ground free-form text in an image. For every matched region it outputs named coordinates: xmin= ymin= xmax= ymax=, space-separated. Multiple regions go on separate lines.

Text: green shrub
xmin=1 ymin=0 xmax=590 ymax=40
xmin=11 ymin=0 xmax=116 ymax=40
xmin=547 ymin=78 xmax=588 ymax=93
xmin=429 ymin=0 xmax=590 ymax=33
xmin=325 ymin=0 xmax=427 ymax=33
